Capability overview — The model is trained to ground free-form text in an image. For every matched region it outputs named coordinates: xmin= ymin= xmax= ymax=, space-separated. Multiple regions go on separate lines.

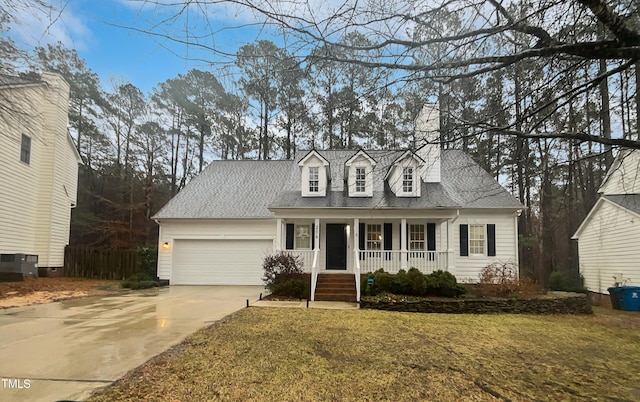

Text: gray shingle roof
xmin=153 ymin=149 xmax=521 ymax=219
xmin=153 ymin=161 xmax=293 ymax=219
xmin=0 ymin=74 xmax=41 ymax=87
xmin=603 ymin=194 xmax=640 ymax=215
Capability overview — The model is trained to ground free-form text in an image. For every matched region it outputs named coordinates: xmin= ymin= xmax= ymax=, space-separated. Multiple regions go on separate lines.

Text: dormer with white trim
xmin=345 ymin=149 xmax=376 ymax=197
xmin=384 ymin=150 xmax=423 ymax=197
xmin=298 ymin=150 xmax=330 ymax=197
xmin=415 ymin=104 xmax=441 ymax=183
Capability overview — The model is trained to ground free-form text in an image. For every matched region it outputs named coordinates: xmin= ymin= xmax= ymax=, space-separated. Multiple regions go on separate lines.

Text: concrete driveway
xmin=0 ymin=285 xmax=263 ymax=402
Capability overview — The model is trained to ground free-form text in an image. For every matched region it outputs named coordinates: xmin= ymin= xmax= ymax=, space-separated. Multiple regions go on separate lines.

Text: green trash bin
xmin=608 ymin=287 xmax=623 ymax=310
xmin=620 ymin=286 xmax=640 ymax=311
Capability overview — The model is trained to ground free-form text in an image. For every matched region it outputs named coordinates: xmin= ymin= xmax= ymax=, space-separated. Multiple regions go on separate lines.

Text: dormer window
xmin=345 ymin=150 xmax=376 ymax=197
xmin=309 ymin=167 xmax=319 ymax=193
xmin=355 ymin=168 xmax=366 ymax=193
xmin=402 ymin=167 xmax=413 ymax=193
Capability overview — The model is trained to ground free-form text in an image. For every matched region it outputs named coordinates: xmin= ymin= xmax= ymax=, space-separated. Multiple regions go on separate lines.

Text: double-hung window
xmin=295 ymin=224 xmax=312 ymax=249
xmin=402 ymin=167 xmax=413 ymax=192
xmin=366 ymin=224 xmax=382 ymax=253
xmin=20 ymin=134 xmax=31 ymax=164
xmin=469 ymin=224 xmax=485 ymax=255
xmin=355 ymin=167 xmax=366 ymax=193
xmin=409 ymin=224 xmax=425 ymax=251
xmin=309 ymin=167 xmax=319 ymax=193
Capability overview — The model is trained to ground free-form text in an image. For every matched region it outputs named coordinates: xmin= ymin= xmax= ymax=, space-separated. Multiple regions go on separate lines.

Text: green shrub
xmin=271 ymin=279 xmax=309 ymax=299
xmin=362 ymin=268 xmax=463 ymax=298
xmin=122 ymin=272 xmax=159 ymax=289
xmin=549 ymin=270 xmax=586 ymax=293
xmin=393 ymin=269 xmax=410 ymax=295
xmin=137 ymin=246 xmax=158 ymax=279
xmin=406 ymin=268 xmax=428 ymax=296
xmin=426 ymin=270 xmax=466 ymax=297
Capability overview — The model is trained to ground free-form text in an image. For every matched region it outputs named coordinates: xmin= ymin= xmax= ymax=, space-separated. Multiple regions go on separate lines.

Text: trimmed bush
xmin=549 ymin=270 xmax=586 ymax=293
xmin=426 ymin=270 xmax=466 ymax=297
xmin=362 ymin=268 xmax=464 ymax=298
xmin=122 ymin=272 xmax=159 ymax=289
xmin=270 ymin=279 xmax=309 ymax=299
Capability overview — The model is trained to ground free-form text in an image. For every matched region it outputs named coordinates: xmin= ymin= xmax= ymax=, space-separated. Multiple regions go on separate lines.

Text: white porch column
xmin=275 ymin=218 xmax=282 ymax=252
xmin=314 ymin=219 xmax=320 ymax=251
xmin=447 ymin=218 xmax=455 ymax=272
xmin=401 ymin=218 xmax=407 ymax=269
xmin=354 ymin=218 xmax=360 ymax=260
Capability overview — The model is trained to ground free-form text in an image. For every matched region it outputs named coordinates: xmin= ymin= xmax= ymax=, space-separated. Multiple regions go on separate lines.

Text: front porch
xmin=275 ymin=217 xmax=456 ymax=301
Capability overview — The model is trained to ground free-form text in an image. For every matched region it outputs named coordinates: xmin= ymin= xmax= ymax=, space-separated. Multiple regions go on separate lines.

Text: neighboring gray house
xmin=153 ymin=106 xmax=522 ymax=301
xmin=573 ymin=149 xmax=640 ymax=293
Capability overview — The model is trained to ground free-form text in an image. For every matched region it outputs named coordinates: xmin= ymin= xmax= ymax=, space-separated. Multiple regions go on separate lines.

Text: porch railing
xmin=358 ymin=250 xmax=448 ymax=274
xmin=287 ymin=250 xmax=314 ymax=272
xmin=311 ymin=249 xmax=319 ymax=301
xmin=354 ymin=249 xmax=361 ymax=302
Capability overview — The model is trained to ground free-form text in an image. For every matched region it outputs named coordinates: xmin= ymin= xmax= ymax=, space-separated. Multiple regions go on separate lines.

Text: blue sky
xmin=5 ymin=0 xmax=283 ymax=93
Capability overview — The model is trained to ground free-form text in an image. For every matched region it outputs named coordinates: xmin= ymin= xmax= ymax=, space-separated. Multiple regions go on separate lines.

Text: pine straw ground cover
xmin=89 ymin=307 xmax=640 ymax=402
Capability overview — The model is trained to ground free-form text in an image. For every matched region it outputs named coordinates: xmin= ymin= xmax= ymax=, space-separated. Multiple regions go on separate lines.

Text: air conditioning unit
xmin=0 ymin=253 xmax=39 ymax=280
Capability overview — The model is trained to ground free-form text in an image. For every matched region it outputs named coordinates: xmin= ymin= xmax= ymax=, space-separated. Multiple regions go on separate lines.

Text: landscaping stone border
xmin=360 ymin=291 xmax=592 ymax=314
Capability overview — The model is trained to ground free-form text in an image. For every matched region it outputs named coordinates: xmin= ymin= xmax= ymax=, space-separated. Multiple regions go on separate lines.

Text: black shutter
xmin=285 ymin=224 xmax=294 ymax=250
xmin=427 ymin=223 xmax=436 ymax=261
xmin=359 ymin=222 xmax=366 ymax=260
xmin=406 ymin=223 xmax=409 ymax=261
xmin=487 ymin=224 xmax=496 ymax=256
xmin=426 ymin=223 xmax=436 ymax=251
xmin=311 ymin=224 xmax=315 ymax=250
xmin=384 ymin=223 xmax=393 ymax=260
xmin=460 ymin=224 xmax=469 ymax=256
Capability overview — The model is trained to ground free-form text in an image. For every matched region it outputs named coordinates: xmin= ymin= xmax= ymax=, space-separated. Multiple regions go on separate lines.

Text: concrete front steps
xmin=314 ymin=273 xmax=357 ymax=302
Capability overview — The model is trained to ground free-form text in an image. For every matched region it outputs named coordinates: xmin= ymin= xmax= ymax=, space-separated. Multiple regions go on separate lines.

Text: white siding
xmin=415 ymin=104 xmax=441 ymax=183
xmin=451 ymin=211 xmax=519 ymax=282
xmin=577 ymin=200 xmax=640 ymax=293
xmin=157 ymin=219 xmax=276 ymax=282
xmin=0 ymin=73 xmax=76 ymax=268
xmin=599 ymin=150 xmax=640 ymax=195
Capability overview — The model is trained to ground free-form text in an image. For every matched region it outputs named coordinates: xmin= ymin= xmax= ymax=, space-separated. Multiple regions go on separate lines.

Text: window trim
xmin=20 ymin=134 xmax=31 ymax=165
xmin=308 ymin=167 xmax=319 ymax=193
xmin=402 ymin=167 xmax=413 ymax=193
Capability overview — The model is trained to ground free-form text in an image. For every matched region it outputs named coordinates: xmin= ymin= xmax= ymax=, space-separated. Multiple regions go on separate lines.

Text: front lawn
xmin=90 ymin=307 xmax=640 ymax=401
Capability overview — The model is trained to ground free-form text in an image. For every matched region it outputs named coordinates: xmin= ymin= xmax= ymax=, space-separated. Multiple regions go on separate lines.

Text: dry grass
xmin=89 ymin=307 xmax=640 ymax=402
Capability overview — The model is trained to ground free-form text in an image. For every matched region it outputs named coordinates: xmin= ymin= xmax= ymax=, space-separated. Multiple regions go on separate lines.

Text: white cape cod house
xmin=154 ymin=106 xmax=522 ymax=301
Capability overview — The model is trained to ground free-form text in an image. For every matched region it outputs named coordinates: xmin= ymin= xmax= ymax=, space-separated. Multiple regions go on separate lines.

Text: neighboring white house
xmin=153 ymin=105 xmax=522 ymax=300
xmin=0 ymin=72 xmax=82 ymax=274
xmin=572 ymin=149 xmax=640 ymax=293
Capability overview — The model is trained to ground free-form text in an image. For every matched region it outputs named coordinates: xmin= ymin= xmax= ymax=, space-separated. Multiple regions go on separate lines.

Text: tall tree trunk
xmin=598 ymin=59 xmax=613 ymax=168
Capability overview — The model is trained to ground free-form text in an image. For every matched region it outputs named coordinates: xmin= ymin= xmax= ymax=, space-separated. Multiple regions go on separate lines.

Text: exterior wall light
xmin=162 ymin=242 xmax=170 ymax=250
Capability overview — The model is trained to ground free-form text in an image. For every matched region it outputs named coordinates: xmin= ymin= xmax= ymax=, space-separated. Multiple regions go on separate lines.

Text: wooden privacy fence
xmin=64 ymin=246 xmax=139 ymax=280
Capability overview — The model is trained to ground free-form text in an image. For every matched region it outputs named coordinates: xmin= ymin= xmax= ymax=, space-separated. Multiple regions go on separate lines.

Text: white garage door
xmin=172 ymin=239 xmax=272 ymax=285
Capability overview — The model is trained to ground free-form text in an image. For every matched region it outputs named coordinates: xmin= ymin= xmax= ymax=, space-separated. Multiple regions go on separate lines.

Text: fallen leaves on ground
xmin=88 ymin=306 xmax=640 ymax=402
xmin=0 ymin=277 xmax=122 ymax=308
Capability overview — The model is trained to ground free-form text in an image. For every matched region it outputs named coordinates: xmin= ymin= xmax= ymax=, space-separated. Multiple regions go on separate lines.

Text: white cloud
xmin=2 ymin=0 xmax=93 ymax=51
